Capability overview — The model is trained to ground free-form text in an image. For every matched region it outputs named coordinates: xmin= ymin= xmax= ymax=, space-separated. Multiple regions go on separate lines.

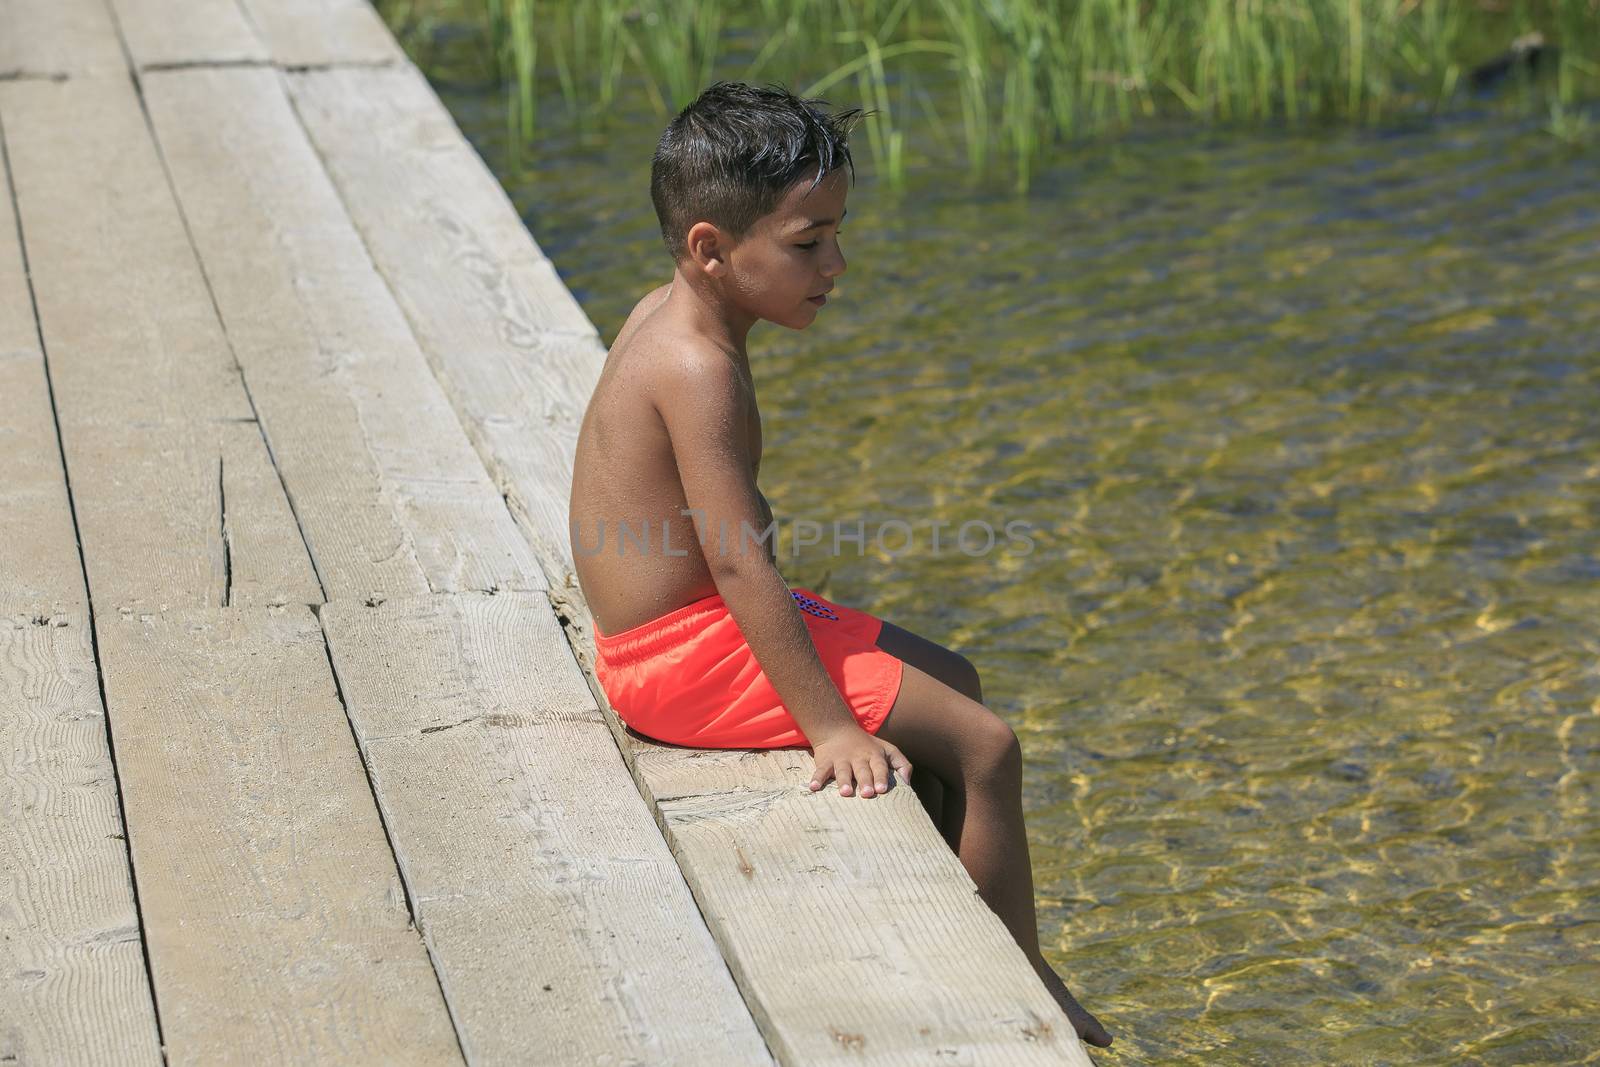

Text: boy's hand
xmin=807 ymin=728 xmax=912 ymax=798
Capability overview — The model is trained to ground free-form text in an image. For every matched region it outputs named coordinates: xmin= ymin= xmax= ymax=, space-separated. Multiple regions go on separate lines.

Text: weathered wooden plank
xmin=320 ymin=592 xmax=775 ymax=1066
xmin=141 ymin=66 xmax=545 ymax=604
xmin=0 ymin=79 xmax=248 ymax=429
xmin=0 ymin=613 xmax=164 ymax=1066
xmin=0 ymin=117 xmax=81 ymax=619
xmin=53 ymin=419 xmax=230 ymax=611
xmin=1 ymin=117 xmax=163 ymax=1066
xmin=97 ymin=604 xmax=462 ymax=1064
xmin=0 ymin=0 xmax=125 ymax=78
xmin=0 ymin=76 xmax=319 ymax=615
xmin=640 ymin=746 xmax=1099 ymax=1066
xmin=25 ymin=417 xmax=322 ymax=615
xmin=220 ymin=419 xmax=323 ymax=607
xmin=107 ymin=0 xmax=268 ymax=70
xmin=285 ymin=65 xmax=596 ymax=341
xmin=234 ymin=0 xmax=400 ymax=68
xmin=1 ymin=76 xmax=230 ymax=614
xmin=288 ymin=65 xmax=601 ymax=589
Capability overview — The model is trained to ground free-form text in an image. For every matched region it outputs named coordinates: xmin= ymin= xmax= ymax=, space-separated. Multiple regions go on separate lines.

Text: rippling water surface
xmin=417 ymin=51 xmax=1599 ymax=1062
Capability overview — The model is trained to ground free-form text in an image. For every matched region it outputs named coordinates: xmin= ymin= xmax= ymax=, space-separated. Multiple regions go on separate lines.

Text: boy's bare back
xmin=569 ymin=283 xmax=775 ymax=637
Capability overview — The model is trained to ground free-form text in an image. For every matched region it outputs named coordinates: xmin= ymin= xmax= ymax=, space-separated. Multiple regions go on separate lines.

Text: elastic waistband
xmin=592 ymin=587 xmax=819 ymax=667
xmin=592 ymin=591 xmax=730 ymax=666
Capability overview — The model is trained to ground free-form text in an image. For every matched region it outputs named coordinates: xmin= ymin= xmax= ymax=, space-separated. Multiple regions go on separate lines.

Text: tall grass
xmin=380 ymin=0 xmax=1600 ymax=191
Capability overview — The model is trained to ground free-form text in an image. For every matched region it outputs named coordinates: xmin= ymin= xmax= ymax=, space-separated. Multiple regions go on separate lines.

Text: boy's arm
xmin=655 ymin=352 xmax=859 ymax=744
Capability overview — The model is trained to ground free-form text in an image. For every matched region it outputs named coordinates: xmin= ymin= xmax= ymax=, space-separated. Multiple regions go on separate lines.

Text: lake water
xmin=408 ymin=31 xmax=1598 ymax=1063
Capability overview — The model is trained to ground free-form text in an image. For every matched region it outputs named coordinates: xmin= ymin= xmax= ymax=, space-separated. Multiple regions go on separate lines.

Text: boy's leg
xmin=874 ymin=620 xmax=983 ymax=702
xmin=872 ymin=621 xmax=982 ymax=847
xmin=873 ymin=661 xmax=1037 ymax=951
xmin=872 ymin=660 xmax=1113 ymax=1048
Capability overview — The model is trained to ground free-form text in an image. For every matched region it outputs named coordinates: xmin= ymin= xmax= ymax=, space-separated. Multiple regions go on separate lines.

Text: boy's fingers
xmin=892 ymin=747 xmax=912 ymax=784
xmin=855 ymin=759 xmax=876 ymax=797
xmin=836 ymin=765 xmax=854 ymax=795
xmin=871 ymin=754 xmax=889 ymax=792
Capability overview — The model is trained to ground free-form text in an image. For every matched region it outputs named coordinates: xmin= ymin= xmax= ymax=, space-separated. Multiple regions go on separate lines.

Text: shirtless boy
xmin=568 ymin=80 xmax=1111 ymax=1048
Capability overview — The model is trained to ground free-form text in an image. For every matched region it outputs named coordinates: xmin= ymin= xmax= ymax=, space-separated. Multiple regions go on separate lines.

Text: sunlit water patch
xmin=422 ymin=65 xmax=1600 ymax=1063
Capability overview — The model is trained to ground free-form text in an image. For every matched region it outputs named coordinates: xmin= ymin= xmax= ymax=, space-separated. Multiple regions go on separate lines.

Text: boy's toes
xmin=1060 ymin=995 xmax=1112 ymax=1047
xmin=1070 ymin=1008 xmax=1113 ymax=1048
xmin=1035 ymin=962 xmax=1113 ymax=1049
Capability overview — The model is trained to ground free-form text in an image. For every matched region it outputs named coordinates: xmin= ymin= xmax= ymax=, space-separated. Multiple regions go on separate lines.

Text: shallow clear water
xmin=410 ymin=35 xmax=1599 ymax=1062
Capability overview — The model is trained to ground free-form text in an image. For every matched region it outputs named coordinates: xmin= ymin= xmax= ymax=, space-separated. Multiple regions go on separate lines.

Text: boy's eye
xmin=796 ymin=230 xmax=840 ymax=251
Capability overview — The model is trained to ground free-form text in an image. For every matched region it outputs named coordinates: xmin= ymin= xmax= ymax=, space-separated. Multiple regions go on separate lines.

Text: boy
xmin=568 ymin=81 xmax=1111 ymax=1048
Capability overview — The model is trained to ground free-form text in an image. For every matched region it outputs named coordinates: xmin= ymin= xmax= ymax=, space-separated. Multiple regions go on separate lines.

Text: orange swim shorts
xmin=592 ymin=587 xmax=904 ymax=749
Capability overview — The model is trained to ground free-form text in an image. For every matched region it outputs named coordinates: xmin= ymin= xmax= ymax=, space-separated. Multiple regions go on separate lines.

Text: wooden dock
xmin=0 ymin=2 xmax=1095 ymax=1063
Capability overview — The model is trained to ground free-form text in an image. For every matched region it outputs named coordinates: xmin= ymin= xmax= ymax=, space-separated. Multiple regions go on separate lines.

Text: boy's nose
xmin=824 ymin=249 xmax=846 ymax=277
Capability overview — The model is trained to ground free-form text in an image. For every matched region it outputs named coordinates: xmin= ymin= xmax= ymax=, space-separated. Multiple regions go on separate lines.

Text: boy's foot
xmin=1030 ymin=955 xmax=1113 ymax=1048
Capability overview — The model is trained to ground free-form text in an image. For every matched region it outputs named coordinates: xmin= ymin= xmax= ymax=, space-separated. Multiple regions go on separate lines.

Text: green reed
xmin=379 ymin=0 xmax=1600 ymax=192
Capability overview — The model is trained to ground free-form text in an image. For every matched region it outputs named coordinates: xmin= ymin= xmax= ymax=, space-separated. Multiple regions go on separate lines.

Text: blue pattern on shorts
xmin=792 ymin=591 xmax=841 ymax=621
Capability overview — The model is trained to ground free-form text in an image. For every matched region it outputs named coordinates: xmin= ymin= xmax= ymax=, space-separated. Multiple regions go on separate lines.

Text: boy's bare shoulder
xmin=606 ymin=285 xmax=751 ymax=400
xmin=609 ymin=282 xmax=673 ymax=357
xmin=576 ymin=284 xmax=732 ymax=486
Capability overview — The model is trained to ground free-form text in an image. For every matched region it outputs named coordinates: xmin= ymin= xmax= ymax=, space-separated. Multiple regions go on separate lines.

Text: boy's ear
xmin=685 ymin=220 xmax=731 ymax=277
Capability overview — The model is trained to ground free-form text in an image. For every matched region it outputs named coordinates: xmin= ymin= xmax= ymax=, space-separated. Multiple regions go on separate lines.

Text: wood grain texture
xmin=0 ymin=78 xmax=250 ymax=430
xmin=107 ymin=0 xmax=268 ymax=69
xmin=0 ymin=0 xmax=125 ymax=78
xmin=320 ymin=592 xmax=775 ymax=1066
xmin=0 ymin=613 xmax=164 ymax=1066
xmin=96 ymin=604 xmax=462 ymax=1065
xmin=2 ymin=90 xmax=159 ymax=1064
xmin=47 ymin=419 xmax=229 ymax=612
xmin=141 ymin=66 xmax=544 ymax=603
xmin=234 ymin=0 xmax=400 ymax=68
xmin=0 ymin=121 xmax=82 ymax=619
xmin=636 ymin=745 xmax=1099 ymax=1066
xmin=287 ymin=65 xmax=601 ymax=588
xmin=0 ymin=77 xmax=318 ymax=615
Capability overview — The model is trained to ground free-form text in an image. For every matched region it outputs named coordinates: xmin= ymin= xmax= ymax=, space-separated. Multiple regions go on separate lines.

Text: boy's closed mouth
xmin=807 ymin=290 xmax=831 ymax=306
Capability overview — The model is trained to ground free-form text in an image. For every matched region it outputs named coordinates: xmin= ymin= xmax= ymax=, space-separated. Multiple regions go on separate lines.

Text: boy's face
xmin=719 ymin=167 xmax=849 ymax=330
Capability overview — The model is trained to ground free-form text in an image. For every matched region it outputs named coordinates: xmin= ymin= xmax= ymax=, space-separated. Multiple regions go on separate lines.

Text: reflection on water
xmin=436 ymin=74 xmax=1598 ymax=1061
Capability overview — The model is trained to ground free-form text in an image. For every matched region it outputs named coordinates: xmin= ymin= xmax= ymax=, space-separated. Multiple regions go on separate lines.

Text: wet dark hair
xmin=650 ymin=81 xmax=863 ymax=262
